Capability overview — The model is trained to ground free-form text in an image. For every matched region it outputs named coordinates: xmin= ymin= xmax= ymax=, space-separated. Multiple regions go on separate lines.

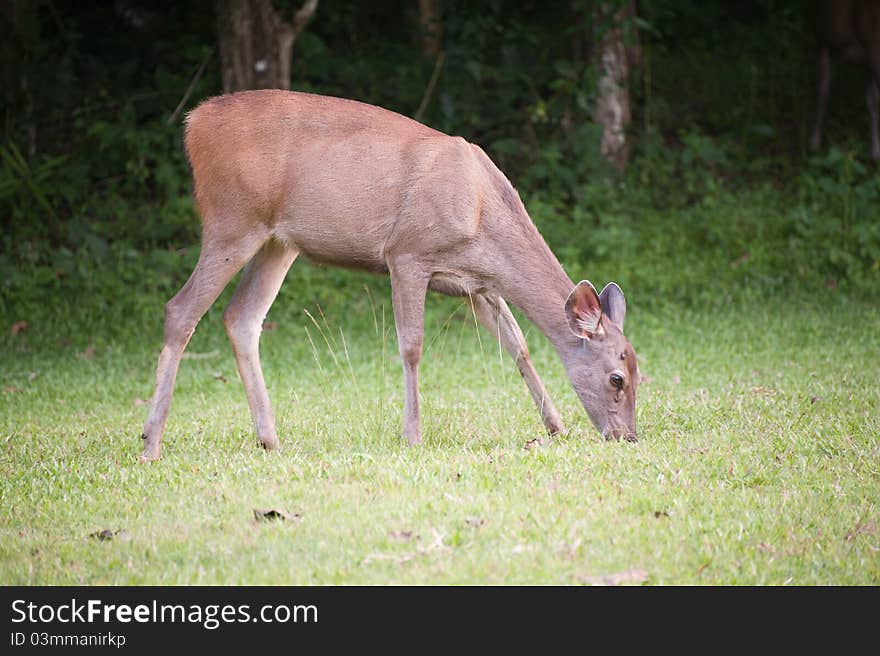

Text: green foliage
xmin=0 ymin=143 xmax=66 ymax=234
xmin=795 ymin=149 xmax=880 ymax=285
xmin=1 ymin=0 xmax=878 ymax=327
xmin=1 ymin=292 xmax=878 ymax=584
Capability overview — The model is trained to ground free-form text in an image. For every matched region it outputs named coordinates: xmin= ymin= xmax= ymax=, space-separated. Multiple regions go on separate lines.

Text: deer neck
xmin=489 ymin=215 xmax=578 ymax=355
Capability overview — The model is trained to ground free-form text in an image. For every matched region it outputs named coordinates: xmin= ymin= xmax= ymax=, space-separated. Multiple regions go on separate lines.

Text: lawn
xmin=1 ymin=271 xmax=877 ymax=585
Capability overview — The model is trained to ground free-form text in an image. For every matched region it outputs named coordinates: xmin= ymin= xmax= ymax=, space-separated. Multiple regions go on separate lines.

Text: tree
xmin=215 ymin=0 xmax=318 ymax=93
xmin=418 ymin=0 xmax=442 ymax=57
xmin=590 ymin=1 xmax=640 ymax=169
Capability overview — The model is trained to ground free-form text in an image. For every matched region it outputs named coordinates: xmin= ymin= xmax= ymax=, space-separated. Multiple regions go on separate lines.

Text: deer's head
xmin=562 ymin=281 xmax=639 ymax=442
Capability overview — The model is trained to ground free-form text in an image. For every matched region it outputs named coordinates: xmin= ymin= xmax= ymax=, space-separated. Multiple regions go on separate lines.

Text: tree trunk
xmin=215 ymin=0 xmax=318 ymax=93
xmin=418 ymin=0 xmax=442 ymax=57
xmin=591 ymin=1 xmax=639 ymax=169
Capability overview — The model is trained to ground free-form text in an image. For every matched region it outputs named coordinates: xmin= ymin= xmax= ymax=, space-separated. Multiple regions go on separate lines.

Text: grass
xmin=1 ymin=270 xmax=877 ymax=585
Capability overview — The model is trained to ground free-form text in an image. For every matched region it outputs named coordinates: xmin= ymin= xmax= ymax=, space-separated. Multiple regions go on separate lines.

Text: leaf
xmin=653 ymin=510 xmax=670 ymax=519
xmin=262 ymin=321 xmax=279 ymax=331
xmin=577 ymin=569 xmax=649 ymax=586
xmin=133 ymin=398 xmax=149 ymax=407
xmin=730 ymin=252 xmax=751 ymax=268
xmin=389 ymin=530 xmax=418 ymax=541
xmin=524 ymin=437 xmax=545 ymax=450
xmin=253 ymin=508 xmax=302 ymax=523
xmin=89 ymin=529 xmax=129 ymax=542
xmin=77 ymin=344 xmax=96 ymax=359
xmin=212 ymin=372 xmax=229 ymax=384
xmin=10 ymin=321 xmax=27 ymax=337
xmin=846 ymin=519 xmax=877 ymax=542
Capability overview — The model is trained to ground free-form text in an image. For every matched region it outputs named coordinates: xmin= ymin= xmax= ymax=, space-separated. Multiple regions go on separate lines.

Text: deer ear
xmin=599 ymin=282 xmax=626 ymax=329
xmin=565 ymin=280 xmax=604 ymax=339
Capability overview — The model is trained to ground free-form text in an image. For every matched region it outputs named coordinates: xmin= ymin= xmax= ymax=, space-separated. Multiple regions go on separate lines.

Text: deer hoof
xmin=138 ymin=434 xmax=161 ymax=462
xmin=546 ymin=422 xmax=566 ymax=436
xmin=138 ymin=450 xmax=161 ymax=464
xmin=260 ymin=436 xmax=280 ymax=451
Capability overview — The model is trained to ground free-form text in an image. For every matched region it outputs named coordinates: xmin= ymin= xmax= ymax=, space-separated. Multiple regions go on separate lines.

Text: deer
xmin=138 ymin=89 xmax=639 ymax=462
xmin=810 ymin=0 xmax=880 ymax=160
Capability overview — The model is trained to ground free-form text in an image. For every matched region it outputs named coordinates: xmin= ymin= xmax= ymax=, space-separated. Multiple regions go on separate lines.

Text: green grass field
xmin=1 ymin=273 xmax=877 ymax=585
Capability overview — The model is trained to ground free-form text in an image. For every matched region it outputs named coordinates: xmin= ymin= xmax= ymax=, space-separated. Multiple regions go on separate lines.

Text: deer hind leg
xmin=140 ymin=228 xmax=270 ymax=462
xmin=389 ymin=258 xmax=430 ymax=446
xmin=223 ymin=239 xmax=298 ymax=451
xmin=811 ymin=46 xmax=832 ymax=151
xmin=468 ymin=294 xmax=565 ymax=435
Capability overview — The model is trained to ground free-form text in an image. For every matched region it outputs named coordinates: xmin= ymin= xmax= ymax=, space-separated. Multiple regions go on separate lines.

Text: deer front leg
xmin=389 ymin=259 xmax=430 ymax=446
xmin=469 ymin=294 xmax=565 ymax=435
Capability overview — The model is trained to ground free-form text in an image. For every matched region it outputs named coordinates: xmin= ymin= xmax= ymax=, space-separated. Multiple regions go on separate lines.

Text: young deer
xmin=810 ymin=0 xmax=880 ymax=160
xmin=139 ymin=90 xmax=639 ymax=462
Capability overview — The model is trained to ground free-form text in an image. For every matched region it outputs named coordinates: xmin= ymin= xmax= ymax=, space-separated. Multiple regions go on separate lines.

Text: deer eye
xmin=610 ymin=373 xmax=624 ymax=390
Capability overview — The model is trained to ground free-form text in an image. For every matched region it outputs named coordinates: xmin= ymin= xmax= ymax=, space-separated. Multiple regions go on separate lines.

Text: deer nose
xmin=605 ymin=427 xmax=637 ymax=442
xmin=605 ymin=428 xmax=639 ymax=442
